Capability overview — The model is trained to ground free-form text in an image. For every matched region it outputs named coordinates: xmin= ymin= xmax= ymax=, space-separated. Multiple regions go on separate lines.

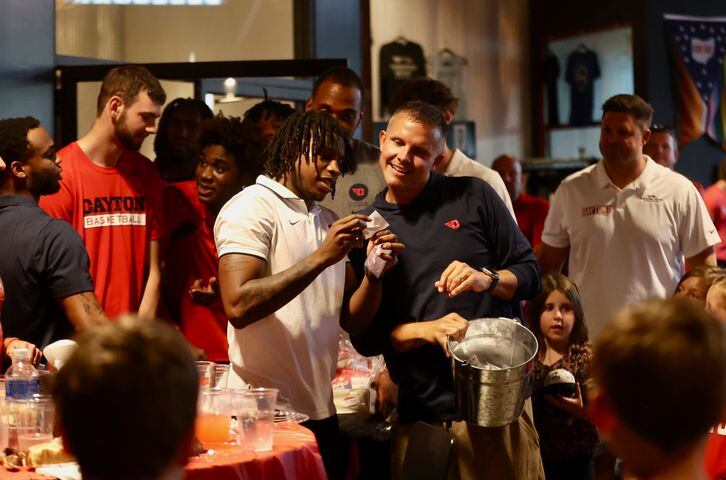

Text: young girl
xmin=530 ymin=273 xmax=599 ymax=480
xmin=674 ymin=265 xmax=722 ymax=308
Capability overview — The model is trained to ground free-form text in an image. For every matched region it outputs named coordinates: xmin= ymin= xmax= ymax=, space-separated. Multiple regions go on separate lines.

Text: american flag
xmin=665 ymin=14 xmax=726 ymax=149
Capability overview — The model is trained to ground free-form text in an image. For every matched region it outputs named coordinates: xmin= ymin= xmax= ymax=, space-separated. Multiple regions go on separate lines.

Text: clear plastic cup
xmin=195 ymin=389 xmax=232 ymax=448
xmin=196 ymin=361 xmax=215 ymax=390
xmin=14 ymin=395 xmax=54 ymax=452
xmin=235 ymin=388 xmax=278 ymax=452
xmin=213 ymin=364 xmax=229 ymax=390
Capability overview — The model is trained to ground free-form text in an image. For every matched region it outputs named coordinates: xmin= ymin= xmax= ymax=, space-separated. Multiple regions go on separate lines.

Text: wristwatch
xmin=480 ymin=267 xmax=500 ymax=293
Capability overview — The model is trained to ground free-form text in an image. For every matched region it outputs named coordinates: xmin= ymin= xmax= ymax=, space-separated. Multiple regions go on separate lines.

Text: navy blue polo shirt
xmin=351 ymin=172 xmax=540 ymax=423
xmin=0 ymin=195 xmax=94 ymax=349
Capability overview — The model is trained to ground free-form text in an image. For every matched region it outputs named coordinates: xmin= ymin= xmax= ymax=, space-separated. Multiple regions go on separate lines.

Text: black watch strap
xmin=481 ymin=267 xmax=500 ymax=293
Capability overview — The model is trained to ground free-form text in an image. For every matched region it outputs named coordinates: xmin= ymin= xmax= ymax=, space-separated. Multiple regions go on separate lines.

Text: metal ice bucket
xmin=447 ymin=317 xmax=538 ymax=427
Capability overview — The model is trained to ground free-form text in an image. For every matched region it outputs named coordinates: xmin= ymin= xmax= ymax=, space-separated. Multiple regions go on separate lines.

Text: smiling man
xmin=162 ymin=115 xmax=265 ymax=362
xmin=214 ymin=110 xmax=402 ymax=480
xmin=539 ymin=94 xmax=719 ymax=337
xmin=0 ymin=116 xmax=107 ymax=358
xmin=350 ymin=101 xmax=543 ymax=479
xmin=41 ymin=65 xmax=166 ymax=319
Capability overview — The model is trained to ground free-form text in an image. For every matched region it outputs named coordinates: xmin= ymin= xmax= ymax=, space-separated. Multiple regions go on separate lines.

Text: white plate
xmin=274 ymin=410 xmax=309 ymax=424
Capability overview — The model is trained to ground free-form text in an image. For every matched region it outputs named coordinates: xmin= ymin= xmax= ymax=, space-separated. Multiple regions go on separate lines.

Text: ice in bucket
xmin=235 ymin=388 xmax=278 ymax=452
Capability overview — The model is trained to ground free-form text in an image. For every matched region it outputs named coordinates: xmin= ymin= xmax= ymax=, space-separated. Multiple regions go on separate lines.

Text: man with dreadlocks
xmin=214 ymin=110 xmax=403 ymax=479
xmin=242 ymin=91 xmax=295 ymax=145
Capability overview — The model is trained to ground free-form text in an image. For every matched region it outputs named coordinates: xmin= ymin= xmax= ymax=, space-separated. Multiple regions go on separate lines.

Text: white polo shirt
xmin=214 ymin=175 xmax=345 ymax=420
xmin=542 ymin=157 xmax=719 ymax=337
xmin=445 ymin=149 xmax=516 ymax=220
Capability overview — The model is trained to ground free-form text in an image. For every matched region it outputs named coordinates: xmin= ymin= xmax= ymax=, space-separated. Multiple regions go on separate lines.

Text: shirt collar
xmin=594 ymin=155 xmax=659 ymax=191
xmin=0 ymin=194 xmax=36 ymax=208
xmin=255 ymin=175 xmax=321 ymax=214
xmin=631 ymin=155 xmax=659 ymax=190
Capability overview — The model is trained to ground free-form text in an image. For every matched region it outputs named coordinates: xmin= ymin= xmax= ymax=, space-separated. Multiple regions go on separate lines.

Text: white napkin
xmin=362 ymin=211 xmax=389 ymax=239
xmin=36 ymin=462 xmax=82 ymax=480
xmin=43 ymin=339 xmax=78 ymax=370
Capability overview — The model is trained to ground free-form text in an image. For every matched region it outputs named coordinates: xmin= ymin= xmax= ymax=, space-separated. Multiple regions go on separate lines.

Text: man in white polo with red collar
xmin=539 ymin=93 xmax=719 ymax=337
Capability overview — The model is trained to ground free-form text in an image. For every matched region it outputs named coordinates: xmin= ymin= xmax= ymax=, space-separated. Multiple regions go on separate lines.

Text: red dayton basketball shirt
xmin=40 ymin=142 xmax=163 ymax=318
xmin=162 ymin=181 xmax=228 ymax=362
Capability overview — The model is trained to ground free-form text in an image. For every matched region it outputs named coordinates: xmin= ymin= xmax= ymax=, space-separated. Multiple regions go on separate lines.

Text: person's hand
xmin=371 ymin=367 xmax=398 ymax=418
xmin=435 ymin=261 xmax=493 ymax=297
xmin=189 ymin=277 xmax=219 ymax=305
xmin=546 ymin=383 xmax=588 ymax=421
xmin=316 ymin=214 xmax=369 ymax=266
xmin=5 ymin=338 xmax=42 ymax=365
xmin=190 ymin=345 xmax=208 ymax=361
xmin=419 ymin=313 xmax=469 ymax=355
xmin=365 ymin=229 xmax=405 ymax=278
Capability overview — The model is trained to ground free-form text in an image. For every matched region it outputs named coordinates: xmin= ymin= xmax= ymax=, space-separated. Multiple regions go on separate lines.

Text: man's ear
xmin=443 ymin=110 xmax=454 ymax=125
xmin=641 ymin=128 xmax=652 ymax=146
xmin=10 ymin=160 xmax=27 ymax=179
xmin=108 ymin=96 xmax=124 ymax=121
xmin=355 ymin=111 xmax=364 ymax=130
xmin=379 ymin=129 xmax=387 ymax=149
xmin=0 ymin=155 xmax=5 ymax=171
xmin=305 ymin=98 xmax=314 ymax=111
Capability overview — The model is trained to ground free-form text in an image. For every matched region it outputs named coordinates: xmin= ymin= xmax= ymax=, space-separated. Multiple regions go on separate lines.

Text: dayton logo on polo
xmin=444 ymin=219 xmax=460 ymax=230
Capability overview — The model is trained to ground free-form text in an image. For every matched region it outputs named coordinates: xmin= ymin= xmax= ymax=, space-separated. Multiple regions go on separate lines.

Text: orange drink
xmin=195 ymin=413 xmax=231 ymax=446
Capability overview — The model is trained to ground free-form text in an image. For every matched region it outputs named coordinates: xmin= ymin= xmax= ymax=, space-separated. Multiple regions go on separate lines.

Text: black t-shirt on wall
xmin=379 ymin=40 xmax=427 ymax=116
xmin=0 ymin=195 xmax=94 ymax=349
xmin=350 ymin=173 xmax=540 ymax=424
xmin=566 ymin=47 xmax=601 ymax=126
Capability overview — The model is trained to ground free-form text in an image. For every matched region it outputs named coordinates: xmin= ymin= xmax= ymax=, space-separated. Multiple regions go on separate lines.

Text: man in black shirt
xmin=351 ymin=102 xmax=544 ymax=479
xmin=0 ymin=117 xmax=107 ymax=359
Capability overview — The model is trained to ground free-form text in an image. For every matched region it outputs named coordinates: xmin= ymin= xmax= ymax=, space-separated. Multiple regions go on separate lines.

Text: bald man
xmin=492 ymin=154 xmax=549 ymax=248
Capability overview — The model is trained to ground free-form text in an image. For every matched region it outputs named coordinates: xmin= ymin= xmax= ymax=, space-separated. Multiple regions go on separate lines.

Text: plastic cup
xmin=236 ymin=388 xmax=278 ymax=452
xmin=196 ymin=361 xmax=215 ymax=390
xmin=0 ymin=399 xmax=9 ymax=450
xmin=14 ymin=395 xmax=54 ymax=452
xmin=213 ymin=364 xmax=229 ymax=390
xmin=195 ymin=389 xmax=232 ymax=448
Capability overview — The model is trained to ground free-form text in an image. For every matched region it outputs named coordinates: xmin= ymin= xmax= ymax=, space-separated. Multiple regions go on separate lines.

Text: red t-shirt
xmin=39 ymin=142 xmax=162 ymax=318
xmin=704 ymin=184 xmax=726 ymax=262
xmin=706 ymin=423 xmax=726 ymax=479
xmin=163 ymin=181 xmax=228 ymax=362
xmin=513 ymin=193 xmax=550 ymax=248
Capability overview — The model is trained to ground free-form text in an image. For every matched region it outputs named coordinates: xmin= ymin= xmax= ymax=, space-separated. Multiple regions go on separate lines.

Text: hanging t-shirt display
xmin=432 ymin=49 xmax=467 ymax=119
xmin=566 ymin=46 xmax=601 ymax=126
xmin=379 ymin=38 xmax=426 ymax=116
xmin=543 ymin=50 xmax=560 ymax=126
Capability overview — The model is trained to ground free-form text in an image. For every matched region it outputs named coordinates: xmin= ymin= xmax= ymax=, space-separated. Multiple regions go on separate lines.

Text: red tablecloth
xmin=0 ymin=423 xmax=326 ymax=480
